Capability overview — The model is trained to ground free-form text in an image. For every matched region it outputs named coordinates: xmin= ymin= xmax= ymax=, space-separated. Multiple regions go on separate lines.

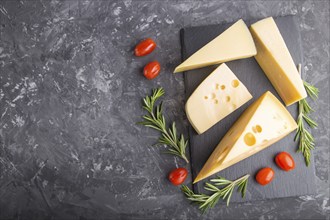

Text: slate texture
xmin=0 ymin=0 xmax=329 ymax=219
xmin=183 ymin=15 xmax=316 ymax=201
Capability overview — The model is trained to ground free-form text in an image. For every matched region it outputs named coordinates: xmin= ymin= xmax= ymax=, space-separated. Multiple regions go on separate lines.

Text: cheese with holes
xmin=250 ymin=17 xmax=307 ymax=106
xmin=174 ymin=19 xmax=257 ymax=73
xmin=185 ymin=63 xmax=252 ymax=134
xmin=194 ymin=91 xmax=297 ymax=183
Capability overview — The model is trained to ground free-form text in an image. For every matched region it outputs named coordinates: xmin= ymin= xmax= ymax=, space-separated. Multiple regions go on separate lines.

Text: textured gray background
xmin=0 ymin=0 xmax=329 ymax=219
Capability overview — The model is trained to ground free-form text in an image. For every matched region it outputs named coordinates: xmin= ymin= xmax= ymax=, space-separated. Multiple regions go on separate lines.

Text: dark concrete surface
xmin=0 ymin=0 xmax=329 ymax=219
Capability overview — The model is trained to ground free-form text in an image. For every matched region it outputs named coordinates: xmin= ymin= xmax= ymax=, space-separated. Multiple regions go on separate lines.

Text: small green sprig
xmin=181 ymin=174 xmax=250 ymax=213
xmin=295 ymin=65 xmax=319 ymax=166
xmin=139 ymin=88 xmax=189 ymax=163
xmin=304 ymin=81 xmax=319 ymax=100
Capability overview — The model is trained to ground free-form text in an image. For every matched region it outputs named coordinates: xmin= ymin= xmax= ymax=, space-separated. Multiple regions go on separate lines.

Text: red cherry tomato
xmin=256 ymin=167 xmax=274 ymax=186
xmin=134 ymin=38 xmax=156 ymax=57
xmin=168 ymin=167 xmax=188 ymax=186
xmin=143 ymin=61 xmax=161 ymax=80
xmin=275 ymin=152 xmax=295 ymax=171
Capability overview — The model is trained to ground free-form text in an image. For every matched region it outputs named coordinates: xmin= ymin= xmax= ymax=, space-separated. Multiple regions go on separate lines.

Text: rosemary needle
xmin=139 ymin=88 xmax=189 ymax=163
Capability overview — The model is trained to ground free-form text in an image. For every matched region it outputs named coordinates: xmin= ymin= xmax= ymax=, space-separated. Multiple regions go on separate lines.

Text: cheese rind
xmin=174 ymin=19 xmax=257 ymax=73
xmin=185 ymin=63 xmax=252 ymax=134
xmin=250 ymin=17 xmax=307 ymax=106
xmin=194 ymin=91 xmax=297 ymax=183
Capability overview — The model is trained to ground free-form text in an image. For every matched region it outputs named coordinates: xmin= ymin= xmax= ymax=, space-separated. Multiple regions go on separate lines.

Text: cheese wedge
xmin=194 ymin=91 xmax=297 ymax=183
xmin=174 ymin=19 xmax=257 ymax=73
xmin=186 ymin=63 xmax=252 ymax=134
xmin=250 ymin=17 xmax=307 ymax=106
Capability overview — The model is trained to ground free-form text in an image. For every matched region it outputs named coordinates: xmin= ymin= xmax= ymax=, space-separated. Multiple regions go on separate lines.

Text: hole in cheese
xmin=226 ymin=96 xmax=231 ymax=102
xmin=204 ymin=96 xmax=208 ymax=100
xmin=252 ymin=125 xmax=262 ymax=133
xmin=221 ymin=85 xmax=226 ymax=90
xmin=212 ymin=93 xmax=216 ymax=99
xmin=283 ymin=122 xmax=288 ymax=129
xmin=256 ymin=125 xmax=262 ymax=133
xmin=244 ymin=132 xmax=256 ymax=146
xmin=214 ymin=99 xmax=219 ymax=104
xmin=230 ymin=103 xmax=237 ymax=110
xmin=231 ymin=79 xmax=240 ymax=88
xmin=216 ymin=84 xmax=220 ymax=90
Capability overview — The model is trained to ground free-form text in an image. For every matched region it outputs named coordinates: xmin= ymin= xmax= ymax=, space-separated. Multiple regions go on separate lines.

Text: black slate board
xmin=181 ymin=16 xmax=316 ymax=202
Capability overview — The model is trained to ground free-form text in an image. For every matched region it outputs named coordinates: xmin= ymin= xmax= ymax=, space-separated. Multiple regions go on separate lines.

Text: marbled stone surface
xmin=0 ymin=0 xmax=329 ymax=219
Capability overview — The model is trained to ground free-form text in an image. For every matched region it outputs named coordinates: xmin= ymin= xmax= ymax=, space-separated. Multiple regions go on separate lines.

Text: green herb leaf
xmin=303 ymin=81 xmax=319 ymax=100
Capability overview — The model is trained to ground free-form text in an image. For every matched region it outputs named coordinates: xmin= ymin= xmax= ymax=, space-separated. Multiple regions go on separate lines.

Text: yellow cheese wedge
xmin=194 ymin=91 xmax=297 ymax=183
xmin=250 ymin=17 xmax=307 ymax=106
xmin=174 ymin=19 xmax=257 ymax=73
xmin=186 ymin=63 xmax=252 ymax=134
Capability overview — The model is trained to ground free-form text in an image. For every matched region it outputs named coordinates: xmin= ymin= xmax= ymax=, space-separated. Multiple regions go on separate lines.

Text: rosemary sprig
xmin=295 ymin=65 xmax=319 ymax=166
xmin=181 ymin=174 xmax=250 ymax=213
xmin=139 ymin=88 xmax=189 ymax=163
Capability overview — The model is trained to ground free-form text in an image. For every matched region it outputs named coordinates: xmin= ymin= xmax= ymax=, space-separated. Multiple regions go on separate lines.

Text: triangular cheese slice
xmin=194 ymin=91 xmax=297 ymax=183
xmin=174 ymin=19 xmax=257 ymax=73
xmin=250 ymin=17 xmax=307 ymax=106
xmin=186 ymin=63 xmax=252 ymax=134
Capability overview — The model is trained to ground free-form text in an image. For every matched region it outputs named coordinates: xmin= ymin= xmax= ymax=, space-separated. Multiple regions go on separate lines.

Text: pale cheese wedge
xmin=194 ymin=91 xmax=297 ymax=183
xmin=186 ymin=63 xmax=252 ymax=134
xmin=174 ymin=19 xmax=257 ymax=73
xmin=250 ymin=17 xmax=307 ymax=106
